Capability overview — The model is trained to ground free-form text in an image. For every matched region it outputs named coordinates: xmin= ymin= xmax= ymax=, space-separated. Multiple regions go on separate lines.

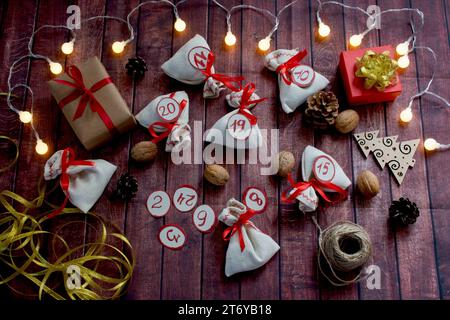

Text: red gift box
xmin=339 ymin=45 xmax=402 ymax=105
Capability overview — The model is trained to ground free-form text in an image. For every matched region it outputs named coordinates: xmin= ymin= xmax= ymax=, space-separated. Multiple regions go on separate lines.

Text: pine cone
xmin=125 ymin=57 xmax=148 ymax=79
xmin=114 ymin=173 xmax=138 ymax=201
xmin=389 ymin=197 xmax=420 ymax=226
xmin=305 ymin=91 xmax=339 ymax=129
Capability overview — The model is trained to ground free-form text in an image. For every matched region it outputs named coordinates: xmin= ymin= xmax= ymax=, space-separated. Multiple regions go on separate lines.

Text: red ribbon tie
xmin=237 ymin=83 xmax=267 ymax=126
xmin=47 ymin=148 xmax=95 ymax=219
xmin=275 ymin=49 xmax=308 ymax=85
xmin=281 ymin=173 xmax=348 ymax=205
xmin=222 ymin=208 xmax=259 ymax=252
xmin=53 ymin=65 xmax=118 ymax=135
xmin=201 ymin=52 xmax=244 ymax=92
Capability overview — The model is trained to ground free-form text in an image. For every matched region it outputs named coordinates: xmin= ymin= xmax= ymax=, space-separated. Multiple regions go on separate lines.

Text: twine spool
xmin=312 ymin=217 xmax=372 ymax=286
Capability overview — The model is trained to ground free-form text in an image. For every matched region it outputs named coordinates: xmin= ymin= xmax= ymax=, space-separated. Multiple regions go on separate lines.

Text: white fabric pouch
xmin=135 ymin=91 xmax=191 ymax=152
xmin=205 ymin=83 xmax=264 ymax=150
xmin=264 ymin=49 xmax=329 ymax=113
xmin=284 ymin=145 xmax=351 ymax=212
xmin=44 ymin=149 xmax=116 ymax=213
xmin=219 ymin=198 xmax=280 ymax=277
xmin=161 ymin=34 xmax=242 ymax=99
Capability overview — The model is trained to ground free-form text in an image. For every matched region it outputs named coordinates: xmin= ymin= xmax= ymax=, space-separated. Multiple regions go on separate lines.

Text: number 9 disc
xmin=192 ymin=205 xmax=217 ymax=233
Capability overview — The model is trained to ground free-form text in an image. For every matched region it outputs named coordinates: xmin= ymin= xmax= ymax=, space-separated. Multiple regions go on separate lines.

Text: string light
xmin=174 ymin=18 xmax=186 ymax=32
xmin=396 ymin=41 xmax=410 ymax=56
xmin=397 ymin=55 xmax=410 ymax=69
xmin=49 ymin=61 xmax=63 ymax=75
xmin=349 ymin=34 xmax=363 ymax=48
xmin=61 ymin=40 xmax=75 ymax=55
xmin=258 ymin=37 xmax=271 ymax=52
xmin=400 ymin=107 xmax=413 ymax=123
xmin=224 ymin=31 xmax=237 ymax=47
xmin=112 ymin=41 xmax=126 ymax=54
xmin=35 ymin=139 xmax=49 ymax=155
xmin=212 ymin=0 xmax=298 ymax=50
xmin=19 ymin=111 xmax=32 ymax=124
xmin=318 ymin=22 xmax=330 ymax=38
xmin=424 ymin=138 xmax=450 ymax=152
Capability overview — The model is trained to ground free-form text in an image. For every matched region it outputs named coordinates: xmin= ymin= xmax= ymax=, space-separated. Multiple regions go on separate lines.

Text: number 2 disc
xmin=243 ymin=187 xmax=268 ymax=213
xmin=192 ymin=205 xmax=217 ymax=234
xmin=147 ymin=190 xmax=171 ymax=218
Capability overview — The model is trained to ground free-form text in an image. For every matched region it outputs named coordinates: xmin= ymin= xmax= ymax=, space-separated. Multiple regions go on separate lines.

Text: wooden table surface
xmin=0 ymin=0 xmax=449 ymax=300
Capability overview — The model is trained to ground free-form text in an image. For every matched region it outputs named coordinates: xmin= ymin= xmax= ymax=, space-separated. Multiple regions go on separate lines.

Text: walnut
xmin=204 ymin=164 xmax=229 ymax=186
xmin=356 ymin=170 xmax=380 ymax=199
xmin=131 ymin=141 xmax=158 ymax=162
xmin=275 ymin=151 xmax=295 ymax=177
xmin=335 ymin=109 xmax=360 ymax=134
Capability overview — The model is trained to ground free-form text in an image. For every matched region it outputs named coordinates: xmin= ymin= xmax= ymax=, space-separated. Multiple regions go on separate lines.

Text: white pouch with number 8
xmin=219 ymin=198 xmax=280 ymax=277
xmin=161 ymin=34 xmax=243 ymax=99
xmin=282 ymin=146 xmax=351 ymax=212
xmin=264 ymin=49 xmax=329 ymax=114
xmin=135 ymin=91 xmax=191 ymax=152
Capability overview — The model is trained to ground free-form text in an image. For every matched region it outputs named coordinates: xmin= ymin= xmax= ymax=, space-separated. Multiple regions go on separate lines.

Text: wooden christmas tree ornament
xmin=354 ymin=131 xmax=419 ymax=185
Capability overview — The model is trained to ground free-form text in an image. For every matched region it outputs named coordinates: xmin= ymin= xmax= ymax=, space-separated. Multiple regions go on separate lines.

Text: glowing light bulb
xmin=224 ymin=31 xmax=237 ymax=47
xmin=349 ymin=34 xmax=363 ymax=48
xmin=397 ymin=55 xmax=410 ymax=69
xmin=258 ymin=37 xmax=271 ymax=52
xmin=112 ymin=41 xmax=126 ymax=54
xmin=400 ymin=108 xmax=413 ymax=123
xmin=61 ymin=41 xmax=74 ymax=55
xmin=318 ymin=22 xmax=331 ymax=38
xmin=35 ymin=139 xmax=49 ymax=155
xmin=424 ymin=138 xmax=439 ymax=151
xmin=174 ymin=18 xmax=186 ymax=32
xmin=49 ymin=62 xmax=63 ymax=75
xmin=19 ymin=111 xmax=32 ymax=124
xmin=396 ymin=42 xmax=409 ymax=56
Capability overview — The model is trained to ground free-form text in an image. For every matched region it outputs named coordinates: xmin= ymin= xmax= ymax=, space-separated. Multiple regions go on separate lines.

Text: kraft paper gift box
xmin=339 ymin=45 xmax=402 ymax=105
xmin=48 ymin=56 xmax=136 ymax=150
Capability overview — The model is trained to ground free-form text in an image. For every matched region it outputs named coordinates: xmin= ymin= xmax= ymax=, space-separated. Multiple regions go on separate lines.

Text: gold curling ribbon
xmin=0 ymin=136 xmax=19 ymax=174
xmin=355 ymin=50 xmax=398 ymax=91
xmin=0 ymin=179 xmax=135 ymax=300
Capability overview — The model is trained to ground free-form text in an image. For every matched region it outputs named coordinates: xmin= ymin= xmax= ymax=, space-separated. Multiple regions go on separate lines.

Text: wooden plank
xmin=44 ymin=0 xmax=106 ymax=300
xmin=312 ymin=0 xmax=358 ymax=299
xmin=350 ymin=0 xmax=401 ymax=300
xmin=432 ymin=0 xmax=450 ymax=300
xmin=201 ymin=0 xmax=241 ymax=300
xmin=239 ymin=0 xmax=279 ymax=300
xmin=0 ymin=0 xmax=38 ymax=299
xmin=277 ymin=0 xmax=319 ymax=300
xmin=9 ymin=0 xmax=70 ymax=299
xmin=405 ymin=0 xmax=447 ymax=299
xmin=125 ymin=0 xmax=174 ymax=300
xmin=161 ymin=0 xmax=208 ymax=300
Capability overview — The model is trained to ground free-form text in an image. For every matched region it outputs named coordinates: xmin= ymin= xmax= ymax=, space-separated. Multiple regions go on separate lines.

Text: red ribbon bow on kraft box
xmin=48 ymin=56 xmax=136 ymax=150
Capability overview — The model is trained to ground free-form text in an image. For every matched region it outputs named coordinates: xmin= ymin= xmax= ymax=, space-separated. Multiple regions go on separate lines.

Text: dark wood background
xmin=0 ymin=0 xmax=449 ymax=300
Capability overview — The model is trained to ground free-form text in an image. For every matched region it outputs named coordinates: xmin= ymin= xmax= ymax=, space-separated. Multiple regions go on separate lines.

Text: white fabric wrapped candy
xmin=219 ymin=198 xmax=280 ymax=277
xmin=135 ymin=91 xmax=191 ymax=152
xmin=205 ymin=83 xmax=265 ymax=150
xmin=264 ymin=49 xmax=329 ymax=113
xmin=44 ymin=148 xmax=116 ymax=217
xmin=283 ymin=145 xmax=351 ymax=212
xmin=161 ymin=34 xmax=243 ymax=99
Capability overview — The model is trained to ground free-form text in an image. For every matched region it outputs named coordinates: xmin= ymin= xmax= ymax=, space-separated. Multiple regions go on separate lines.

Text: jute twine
xmin=312 ymin=216 xmax=372 ymax=286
